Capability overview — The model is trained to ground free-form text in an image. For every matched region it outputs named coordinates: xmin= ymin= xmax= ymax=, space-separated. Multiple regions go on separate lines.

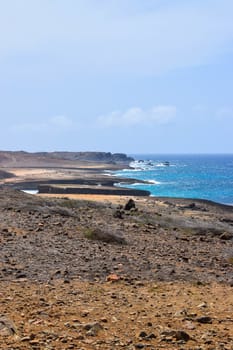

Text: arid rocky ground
xmin=0 ymin=185 xmax=233 ymax=349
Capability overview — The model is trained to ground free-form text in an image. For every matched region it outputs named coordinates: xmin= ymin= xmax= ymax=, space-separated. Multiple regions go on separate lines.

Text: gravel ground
xmin=0 ymin=187 xmax=233 ymax=349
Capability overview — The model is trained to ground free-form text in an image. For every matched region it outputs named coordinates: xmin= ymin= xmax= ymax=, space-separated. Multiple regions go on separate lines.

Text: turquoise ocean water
xmin=113 ymin=154 xmax=233 ymax=205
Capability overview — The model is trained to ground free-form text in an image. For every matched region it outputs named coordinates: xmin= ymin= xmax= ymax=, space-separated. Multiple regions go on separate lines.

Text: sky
xmin=1 ymin=0 xmax=233 ymax=154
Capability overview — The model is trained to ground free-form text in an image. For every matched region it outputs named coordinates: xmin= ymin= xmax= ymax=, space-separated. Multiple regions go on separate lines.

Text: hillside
xmin=0 ymin=151 xmax=133 ymax=168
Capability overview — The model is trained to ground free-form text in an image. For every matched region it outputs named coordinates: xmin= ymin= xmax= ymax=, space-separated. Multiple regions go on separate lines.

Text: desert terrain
xmin=0 ymin=151 xmax=233 ymax=349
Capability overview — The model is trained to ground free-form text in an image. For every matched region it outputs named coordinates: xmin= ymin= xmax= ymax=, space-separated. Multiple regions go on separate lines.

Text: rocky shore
xmin=0 ymin=152 xmax=233 ymax=349
xmin=0 ymin=150 xmax=151 ymax=198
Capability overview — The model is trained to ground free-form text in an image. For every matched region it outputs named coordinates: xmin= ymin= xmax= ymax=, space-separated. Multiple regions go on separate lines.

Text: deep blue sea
xmin=113 ymin=154 xmax=233 ymax=205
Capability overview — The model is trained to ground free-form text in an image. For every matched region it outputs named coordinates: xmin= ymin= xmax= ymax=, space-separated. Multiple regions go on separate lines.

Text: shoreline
xmin=1 ymin=160 xmax=233 ymax=208
xmin=111 ymin=161 xmax=233 ymax=207
xmin=0 ymin=158 xmax=153 ymax=197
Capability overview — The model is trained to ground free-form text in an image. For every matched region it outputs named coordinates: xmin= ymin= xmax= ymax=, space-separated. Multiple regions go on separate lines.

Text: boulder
xmin=84 ymin=227 xmax=126 ymax=244
xmin=124 ymin=199 xmax=136 ymax=211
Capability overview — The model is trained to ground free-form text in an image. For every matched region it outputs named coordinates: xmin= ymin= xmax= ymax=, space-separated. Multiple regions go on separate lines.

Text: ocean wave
xmin=131 ymin=181 xmax=162 ymax=186
xmin=114 ymin=182 xmax=145 ymax=187
xmin=127 ymin=182 xmax=143 ymax=186
xmin=114 ymin=182 xmax=125 ymax=187
xmin=130 ymin=167 xmax=157 ymax=172
xmin=147 ymin=180 xmax=162 ymax=184
xmin=155 ymin=163 xmax=166 ymax=167
xmin=123 ymin=168 xmax=144 ymax=172
xmin=130 ymin=161 xmax=174 ymax=170
xmin=114 ymin=181 xmax=162 ymax=187
xmin=104 ymin=173 xmax=117 ymax=177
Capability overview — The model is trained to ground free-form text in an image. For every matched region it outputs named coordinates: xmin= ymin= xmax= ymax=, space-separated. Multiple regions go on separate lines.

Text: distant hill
xmin=0 ymin=151 xmax=134 ymax=168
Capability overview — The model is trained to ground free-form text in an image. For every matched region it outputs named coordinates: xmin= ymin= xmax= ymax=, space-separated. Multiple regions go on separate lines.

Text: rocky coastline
xmin=0 ymin=152 xmax=233 ymax=348
xmin=0 ymin=150 xmax=150 ymax=197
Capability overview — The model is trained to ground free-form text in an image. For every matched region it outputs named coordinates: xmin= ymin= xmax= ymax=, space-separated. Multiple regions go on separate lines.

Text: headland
xmin=0 ymin=150 xmax=150 ymax=197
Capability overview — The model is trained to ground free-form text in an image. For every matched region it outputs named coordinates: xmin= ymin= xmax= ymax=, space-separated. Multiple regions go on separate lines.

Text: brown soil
xmin=1 ymin=280 xmax=233 ymax=349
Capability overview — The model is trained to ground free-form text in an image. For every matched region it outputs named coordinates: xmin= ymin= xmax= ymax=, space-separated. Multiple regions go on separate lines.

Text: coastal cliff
xmin=0 ymin=151 xmax=133 ymax=167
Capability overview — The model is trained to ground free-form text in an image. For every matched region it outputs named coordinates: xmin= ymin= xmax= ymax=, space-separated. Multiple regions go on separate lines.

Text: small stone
xmin=173 ymin=330 xmax=191 ymax=342
xmin=77 ymin=335 xmax=84 ymax=340
xmin=229 ymin=280 xmax=233 ymax=287
xmin=160 ymin=329 xmax=190 ymax=343
xmin=16 ymin=272 xmax=27 ymax=279
xmin=21 ymin=336 xmax=31 ymax=341
xmin=0 ymin=317 xmax=17 ymax=336
xmin=111 ymin=316 xmax=118 ymax=322
xmin=29 ymin=339 xmax=40 ymax=345
xmin=113 ymin=210 xmax=124 ymax=219
xmin=198 ymin=302 xmax=207 ymax=308
xmin=185 ymin=321 xmax=196 ymax=330
xmin=138 ymin=331 xmax=147 ymax=338
xmin=84 ymin=322 xmax=103 ymax=336
xmin=134 ymin=344 xmax=145 ymax=349
xmin=174 ymin=309 xmax=187 ymax=317
xmin=196 ymin=316 xmax=212 ymax=324
xmin=219 ymin=232 xmax=233 ymax=240
xmin=200 ymin=331 xmax=215 ymax=343
xmin=61 ymin=338 xmax=68 ymax=343
xmin=100 ymin=318 xmax=108 ymax=323
xmin=106 ymin=273 xmax=120 ymax=282
xmin=83 ymin=322 xmax=95 ymax=330
xmin=80 ymin=310 xmax=89 ymax=317
xmin=135 ymin=281 xmax=145 ymax=287
xmin=63 ymin=278 xmax=70 ymax=284
xmin=146 ymin=333 xmax=156 ymax=339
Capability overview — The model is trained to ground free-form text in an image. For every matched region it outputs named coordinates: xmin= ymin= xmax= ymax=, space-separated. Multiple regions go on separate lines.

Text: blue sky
xmin=1 ymin=0 xmax=233 ymax=154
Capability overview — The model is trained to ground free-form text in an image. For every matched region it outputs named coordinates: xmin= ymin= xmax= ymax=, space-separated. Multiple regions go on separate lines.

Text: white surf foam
xmin=147 ymin=180 xmax=162 ymax=185
xmin=22 ymin=190 xmax=39 ymax=195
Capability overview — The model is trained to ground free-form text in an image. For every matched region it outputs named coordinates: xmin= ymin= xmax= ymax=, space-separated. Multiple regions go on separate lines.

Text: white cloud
xmin=11 ymin=115 xmax=75 ymax=132
xmin=98 ymin=106 xmax=176 ymax=127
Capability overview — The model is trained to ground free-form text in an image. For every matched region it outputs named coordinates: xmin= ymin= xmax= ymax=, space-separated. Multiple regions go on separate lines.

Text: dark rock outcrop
xmin=0 ymin=170 xmax=15 ymax=179
xmin=42 ymin=151 xmax=134 ymax=163
xmin=37 ymin=184 xmax=150 ymax=196
xmin=124 ymin=199 xmax=136 ymax=211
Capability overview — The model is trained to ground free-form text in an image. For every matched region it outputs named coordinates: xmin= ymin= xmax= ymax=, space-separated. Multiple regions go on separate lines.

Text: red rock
xmin=106 ymin=274 xmax=121 ymax=282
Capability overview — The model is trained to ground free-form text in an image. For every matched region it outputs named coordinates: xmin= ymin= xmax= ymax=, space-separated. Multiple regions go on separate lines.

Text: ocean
xmin=113 ymin=154 xmax=233 ymax=205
